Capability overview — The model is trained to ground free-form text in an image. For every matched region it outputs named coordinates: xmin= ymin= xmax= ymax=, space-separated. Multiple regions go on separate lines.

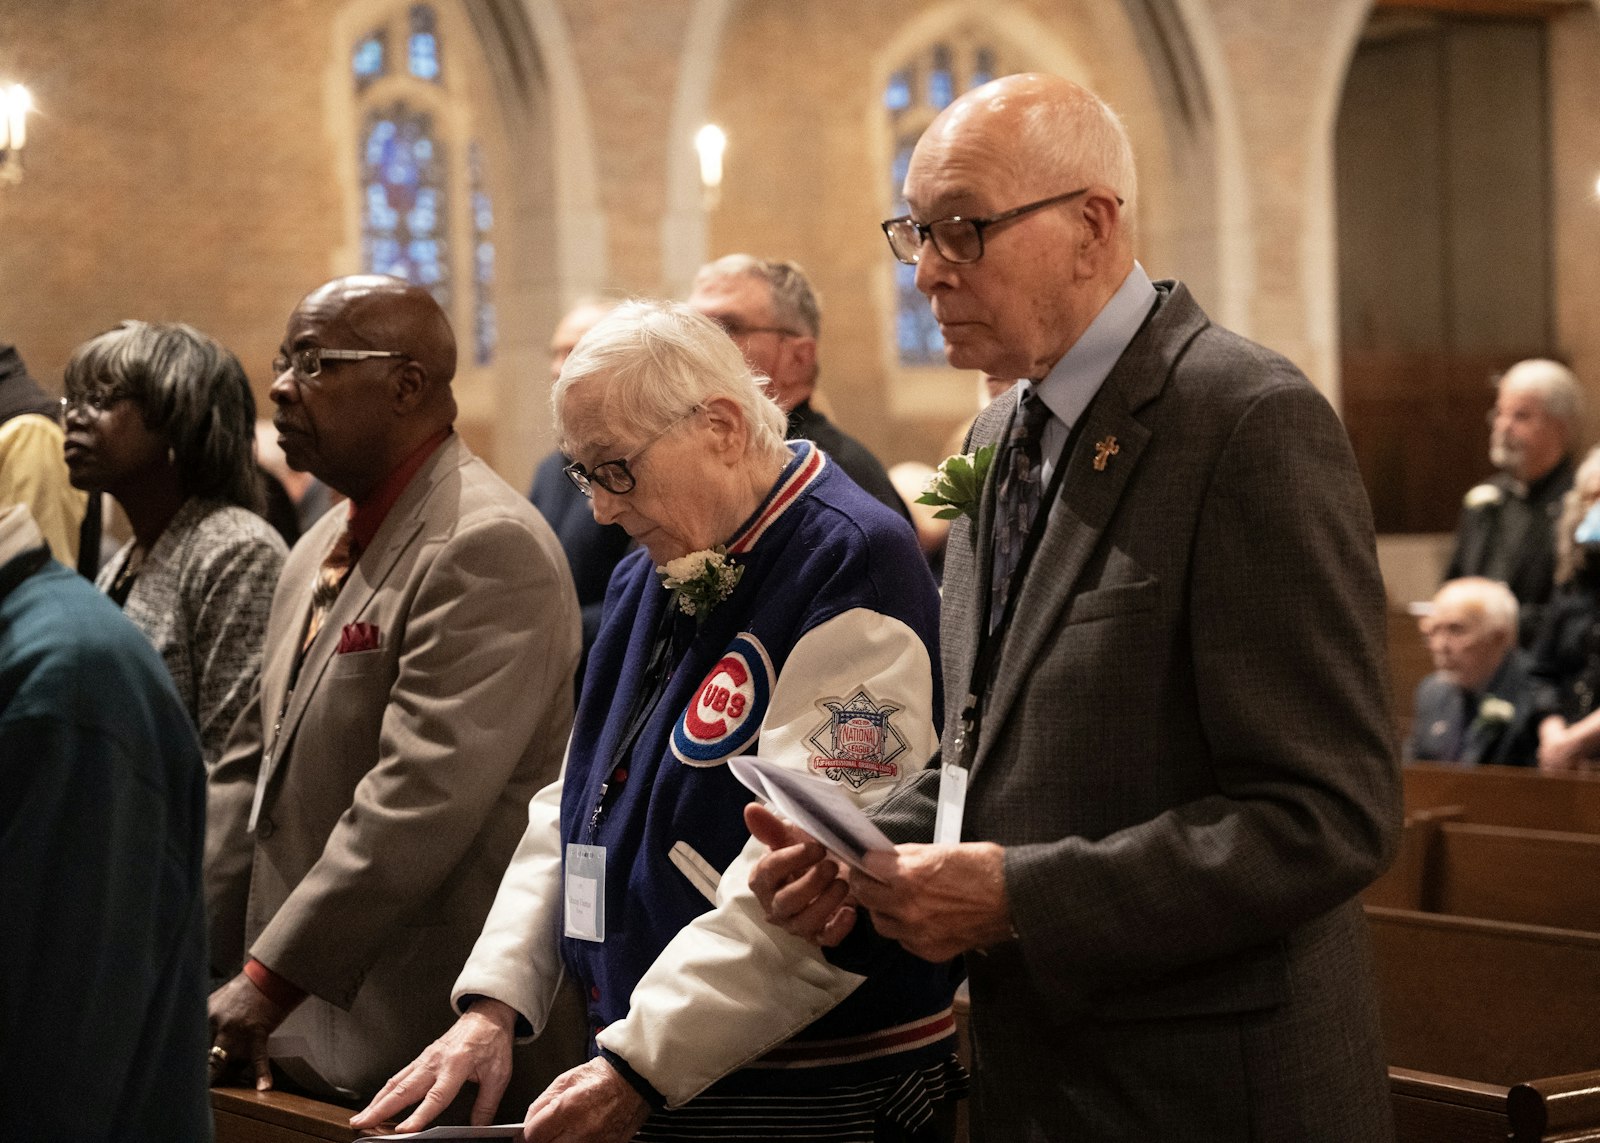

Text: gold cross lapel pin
xmin=1093 ymin=435 xmax=1120 ymax=472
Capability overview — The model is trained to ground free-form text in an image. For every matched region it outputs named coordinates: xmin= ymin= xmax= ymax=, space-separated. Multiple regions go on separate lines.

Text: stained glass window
xmin=468 ymin=141 xmax=497 ymax=366
xmin=884 ymin=38 xmax=1012 ymax=368
xmin=360 ymin=104 xmax=450 ymax=307
xmin=884 ymin=70 xmax=911 ymax=112
xmin=353 ymin=32 xmax=386 ymax=88
xmin=973 ymin=48 xmax=995 ymax=89
xmin=408 ymin=5 xmax=441 ymax=82
xmin=929 ymin=45 xmax=954 ymax=110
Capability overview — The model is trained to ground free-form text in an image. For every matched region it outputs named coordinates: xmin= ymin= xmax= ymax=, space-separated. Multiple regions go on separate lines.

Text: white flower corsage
xmin=1476 ymin=696 xmax=1515 ymax=725
xmin=658 ymin=546 xmax=743 ymax=617
xmin=1464 ymin=483 xmax=1504 ymax=509
xmin=917 ymin=444 xmax=996 ymax=522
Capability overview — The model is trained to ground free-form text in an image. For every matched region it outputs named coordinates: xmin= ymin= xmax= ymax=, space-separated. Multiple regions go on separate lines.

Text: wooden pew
xmin=1390 ymin=1067 xmax=1600 ymax=1143
xmin=1431 ymin=821 xmax=1600 ymax=931
xmin=1363 ymin=803 xmax=1463 ymax=910
xmin=1366 ymin=807 xmax=1600 ymax=933
xmin=212 ymin=1086 xmax=358 ymax=1143
xmin=1368 ymin=906 xmax=1600 ymax=1141
xmin=1368 ymin=906 xmax=1600 ymax=1084
xmin=1405 ymin=762 xmax=1600 ymax=834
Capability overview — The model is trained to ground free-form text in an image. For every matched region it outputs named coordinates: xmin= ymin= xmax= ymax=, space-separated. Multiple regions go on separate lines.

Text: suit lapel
xmin=251 ymin=437 xmax=465 ymax=827
xmin=970 ymin=284 xmax=1206 ymax=775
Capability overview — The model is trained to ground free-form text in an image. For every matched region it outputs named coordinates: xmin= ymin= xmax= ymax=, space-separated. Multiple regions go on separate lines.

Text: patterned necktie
xmin=989 ymin=388 xmax=1053 ymax=632
xmin=302 ymin=524 xmax=359 ymax=655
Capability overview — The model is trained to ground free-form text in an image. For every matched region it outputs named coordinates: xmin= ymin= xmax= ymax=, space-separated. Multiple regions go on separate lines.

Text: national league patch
xmin=805 ymin=687 xmax=908 ymax=788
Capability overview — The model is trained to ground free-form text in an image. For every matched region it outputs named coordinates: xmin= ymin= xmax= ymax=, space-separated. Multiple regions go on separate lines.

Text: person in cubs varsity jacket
xmin=353 ymin=301 xmax=964 ymax=1143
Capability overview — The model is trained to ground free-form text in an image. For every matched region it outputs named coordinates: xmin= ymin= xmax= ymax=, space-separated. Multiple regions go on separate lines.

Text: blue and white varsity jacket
xmin=453 ymin=442 xmax=958 ymax=1107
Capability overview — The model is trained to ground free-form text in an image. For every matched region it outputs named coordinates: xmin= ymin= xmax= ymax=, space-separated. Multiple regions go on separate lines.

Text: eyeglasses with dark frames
xmin=564 ymin=406 xmax=701 ymax=498
xmin=271 ymin=346 xmax=408 ymax=381
xmin=882 ymin=187 xmax=1107 ymax=266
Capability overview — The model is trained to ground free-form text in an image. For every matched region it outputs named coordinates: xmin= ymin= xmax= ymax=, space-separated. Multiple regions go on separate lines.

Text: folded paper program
xmin=729 ymin=754 xmax=894 ymax=881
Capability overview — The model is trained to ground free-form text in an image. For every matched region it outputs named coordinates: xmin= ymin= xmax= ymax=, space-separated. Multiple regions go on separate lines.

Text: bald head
xmin=903 ymin=73 xmax=1138 ymax=379
xmin=550 ymin=298 xmax=618 ymax=383
xmin=921 ymin=73 xmax=1137 ymax=225
xmin=301 ymin=275 xmax=457 ymax=387
xmin=271 ymin=274 xmax=458 ymax=500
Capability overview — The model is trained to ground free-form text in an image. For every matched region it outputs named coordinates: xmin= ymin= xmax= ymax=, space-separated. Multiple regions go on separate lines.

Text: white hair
xmin=553 ymin=298 xmax=788 ymax=463
xmin=1500 ymin=358 xmax=1583 ymax=434
xmin=1434 ymin=577 xmax=1519 ymax=640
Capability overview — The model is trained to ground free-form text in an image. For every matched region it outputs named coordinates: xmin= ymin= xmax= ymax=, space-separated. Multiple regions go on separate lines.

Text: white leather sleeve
xmin=597 ymin=607 xmax=939 ymax=1106
xmin=450 ymin=761 xmax=569 ymax=1037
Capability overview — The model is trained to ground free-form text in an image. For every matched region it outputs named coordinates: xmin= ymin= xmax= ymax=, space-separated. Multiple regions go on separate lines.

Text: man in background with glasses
xmin=689 ymin=254 xmax=910 ymax=522
xmin=205 ymin=274 xmax=584 ymax=1107
xmin=750 ymin=72 xmax=1400 ymax=1141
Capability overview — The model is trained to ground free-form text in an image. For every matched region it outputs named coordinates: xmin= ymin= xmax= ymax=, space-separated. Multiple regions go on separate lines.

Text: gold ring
xmin=209 ymin=1045 xmax=229 ymax=1066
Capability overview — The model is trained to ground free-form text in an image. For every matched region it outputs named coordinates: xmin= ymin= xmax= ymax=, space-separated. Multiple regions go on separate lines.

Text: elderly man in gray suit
xmin=750 ymin=73 xmax=1401 ymax=1141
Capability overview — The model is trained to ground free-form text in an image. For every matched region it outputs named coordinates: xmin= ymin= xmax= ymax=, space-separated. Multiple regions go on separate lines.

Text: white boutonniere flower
xmin=917 ymin=444 xmax=996 ymax=522
xmin=1477 ymin=696 xmax=1516 ymax=725
xmin=1464 ymin=483 xmax=1504 ymax=509
xmin=658 ymin=546 xmax=743 ymax=618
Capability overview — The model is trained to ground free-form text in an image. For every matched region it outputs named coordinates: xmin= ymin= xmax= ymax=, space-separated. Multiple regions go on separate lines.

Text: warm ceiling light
xmin=0 ymin=84 xmax=31 ymax=184
xmin=696 ymin=124 xmax=726 ymax=209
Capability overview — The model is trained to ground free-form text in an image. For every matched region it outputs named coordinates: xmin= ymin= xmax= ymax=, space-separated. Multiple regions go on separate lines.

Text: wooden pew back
xmin=1405 ymin=763 xmax=1600 ymax=834
xmin=1367 ymin=906 xmax=1600 ymax=1087
xmin=1433 ymin=822 xmax=1600 ymax=932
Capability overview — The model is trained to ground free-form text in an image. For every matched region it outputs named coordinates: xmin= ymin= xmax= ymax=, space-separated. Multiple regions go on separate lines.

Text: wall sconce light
xmin=0 ymin=84 xmax=32 ymax=185
xmin=696 ymin=123 xmax=726 ymax=211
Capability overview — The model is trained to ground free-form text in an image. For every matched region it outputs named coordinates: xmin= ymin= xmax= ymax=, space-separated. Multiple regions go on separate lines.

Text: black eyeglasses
xmin=272 ymin=346 xmax=407 ymax=381
xmin=708 ymin=315 xmax=800 ymax=340
xmin=564 ymin=406 xmax=700 ymax=498
xmin=60 ymin=390 xmax=130 ymax=418
xmin=882 ymin=187 xmax=1096 ymax=265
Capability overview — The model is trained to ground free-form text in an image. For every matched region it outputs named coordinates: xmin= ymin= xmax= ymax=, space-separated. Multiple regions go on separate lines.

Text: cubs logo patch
xmin=805 ymin=688 xmax=908 ymax=788
xmin=671 ymin=633 xmax=774 ymax=767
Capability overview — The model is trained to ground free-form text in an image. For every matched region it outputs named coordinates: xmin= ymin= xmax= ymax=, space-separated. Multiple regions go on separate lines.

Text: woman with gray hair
xmin=356 ymin=300 xmax=962 ymax=1142
xmin=63 ymin=320 xmax=285 ymax=767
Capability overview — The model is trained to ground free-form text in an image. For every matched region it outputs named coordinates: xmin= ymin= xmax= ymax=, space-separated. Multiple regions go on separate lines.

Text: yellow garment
xmin=0 ymin=414 xmax=85 ymax=564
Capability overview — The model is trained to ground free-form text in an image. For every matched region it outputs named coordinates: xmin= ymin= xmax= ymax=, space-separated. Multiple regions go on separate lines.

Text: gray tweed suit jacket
xmin=874 ymin=282 xmax=1401 ymax=1142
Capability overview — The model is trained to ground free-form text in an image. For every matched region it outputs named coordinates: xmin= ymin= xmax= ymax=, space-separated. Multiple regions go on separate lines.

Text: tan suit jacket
xmin=206 ymin=434 xmax=584 ymax=1099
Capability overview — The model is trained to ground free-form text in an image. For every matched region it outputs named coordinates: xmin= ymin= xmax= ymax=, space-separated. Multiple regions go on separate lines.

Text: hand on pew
xmin=209 ymin=971 xmax=287 ymax=1092
xmin=349 ymin=996 xmax=519 ymax=1134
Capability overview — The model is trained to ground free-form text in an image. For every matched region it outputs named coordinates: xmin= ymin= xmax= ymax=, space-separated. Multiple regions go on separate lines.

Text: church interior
xmin=5 ymin=0 xmax=1597 ymax=571
xmin=5 ymin=0 xmax=1600 ymax=1139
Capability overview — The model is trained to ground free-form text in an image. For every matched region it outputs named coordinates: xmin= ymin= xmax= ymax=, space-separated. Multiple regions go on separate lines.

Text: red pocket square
xmin=336 ymin=622 xmax=381 ymax=654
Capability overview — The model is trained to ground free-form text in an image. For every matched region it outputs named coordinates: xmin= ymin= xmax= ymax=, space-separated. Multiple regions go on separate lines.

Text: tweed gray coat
xmin=875 ymin=282 xmax=1401 ymax=1142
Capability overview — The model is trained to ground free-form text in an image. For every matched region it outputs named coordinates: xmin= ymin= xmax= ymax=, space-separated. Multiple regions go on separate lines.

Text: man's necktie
xmin=302 ymin=524 xmax=358 ymax=655
xmin=989 ymin=388 xmax=1052 ymax=632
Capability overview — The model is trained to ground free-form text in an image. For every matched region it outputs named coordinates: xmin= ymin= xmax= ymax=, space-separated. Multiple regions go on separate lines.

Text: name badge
xmin=933 ymin=763 xmax=968 ymax=845
xmin=564 ymin=843 xmax=606 ymax=942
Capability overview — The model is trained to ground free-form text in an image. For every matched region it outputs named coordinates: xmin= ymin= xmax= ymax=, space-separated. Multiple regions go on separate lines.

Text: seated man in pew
xmin=1409 ymin=578 xmax=1537 ymax=767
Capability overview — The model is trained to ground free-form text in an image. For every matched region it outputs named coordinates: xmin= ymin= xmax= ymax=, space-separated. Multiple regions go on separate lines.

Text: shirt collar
xmin=347 ymin=426 xmax=452 ymax=552
xmin=1029 ymin=261 xmax=1158 ymax=432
